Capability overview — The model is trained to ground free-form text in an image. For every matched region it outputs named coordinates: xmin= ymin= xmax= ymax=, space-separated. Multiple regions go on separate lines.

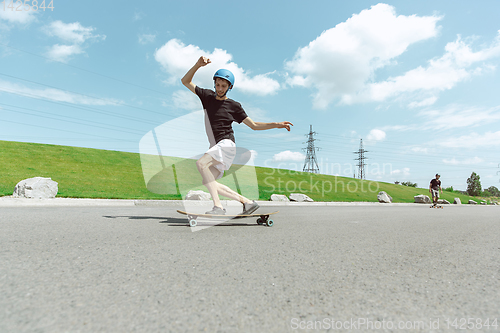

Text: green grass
xmin=0 ymin=140 xmax=483 ymax=203
xmin=254 ymin=168 xmax=478 ymax=203
xmin=0 ymin=141 xmax=176 ymax=199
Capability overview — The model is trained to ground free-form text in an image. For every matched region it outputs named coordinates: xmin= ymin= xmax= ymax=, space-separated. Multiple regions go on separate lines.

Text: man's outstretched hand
xmin=278 ymin=121 xmax=293 ymax=131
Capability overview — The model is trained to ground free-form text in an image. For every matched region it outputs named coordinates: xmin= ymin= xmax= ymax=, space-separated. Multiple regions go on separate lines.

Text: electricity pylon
xmin=303 ymin=125 xmax=320 ymax=173
xmin=354 ymin=139 xmax=368 ymax=179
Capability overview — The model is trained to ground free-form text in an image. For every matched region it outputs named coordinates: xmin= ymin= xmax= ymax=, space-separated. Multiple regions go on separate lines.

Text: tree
xmin=487 ymin=186 xmax=500 ymax=197
xmin=466 ymin=172 xmax=482 ymax=196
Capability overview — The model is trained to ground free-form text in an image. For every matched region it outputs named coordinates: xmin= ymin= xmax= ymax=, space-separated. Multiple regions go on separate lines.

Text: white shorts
xmin=206 ymin=139 xmax=236 ymax=180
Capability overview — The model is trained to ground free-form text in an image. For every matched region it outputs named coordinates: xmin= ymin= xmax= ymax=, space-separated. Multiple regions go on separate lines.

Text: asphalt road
xmin=1 ymin=204 xmax=499 ymax=332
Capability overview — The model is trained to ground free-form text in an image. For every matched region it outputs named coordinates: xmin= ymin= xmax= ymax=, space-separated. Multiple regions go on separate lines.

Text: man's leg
xmin=216 ymin=182 xmax=253 ymax=203
xmin=197 ymin=154 xmax=258 ymax=213
xmin=196 ymin=154 xmax=224 ymax=209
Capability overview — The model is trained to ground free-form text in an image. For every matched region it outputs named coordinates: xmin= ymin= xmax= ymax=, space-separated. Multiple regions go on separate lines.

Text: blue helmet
xmin=213 ymin=69 xmax=235 ymax=90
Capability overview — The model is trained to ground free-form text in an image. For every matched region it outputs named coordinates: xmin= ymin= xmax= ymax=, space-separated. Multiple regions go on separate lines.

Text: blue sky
xmin=1 ymin=0 xmax=500 ymax=191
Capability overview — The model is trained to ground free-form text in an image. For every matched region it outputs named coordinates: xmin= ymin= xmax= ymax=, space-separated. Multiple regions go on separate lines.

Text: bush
xmin=444 ymin=186 xmax=454 ymax=192
xmin=401 ymin=181 xmax=417 ymax=187
xmin=486 ymin=186 xmax=499 ymax=197
xmin=481 ymin=190 xmax=492 ymax=197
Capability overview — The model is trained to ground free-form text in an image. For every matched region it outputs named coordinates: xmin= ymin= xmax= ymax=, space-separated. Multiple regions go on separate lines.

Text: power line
xmin=0 ymin=43 xmax=169 ymax=97
xmin=0 ymin=72 xmax=175 ymax=119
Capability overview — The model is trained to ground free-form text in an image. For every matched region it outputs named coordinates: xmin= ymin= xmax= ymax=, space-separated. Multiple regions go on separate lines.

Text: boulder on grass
xmin=270 ymin=194 xmax=290 ymax=202
xmin=289 ymin=193 xmax=314 ymax=202
xmin=437 ymin=199 xmax=450 ymax=205
xmin=13 ymin=177 xmax=58 ymax=199
xmin=469 ymin=200 xmax=477 ymax=205
xmin=185 ymin=190 xmax=211 ymax=201
xmin=377 ymin=191 xmax=392 ymax=203
xmin=453 ymin=198 xmax=461 ymax=205
xmin=414 ymin=194 xmax=431 ymax=204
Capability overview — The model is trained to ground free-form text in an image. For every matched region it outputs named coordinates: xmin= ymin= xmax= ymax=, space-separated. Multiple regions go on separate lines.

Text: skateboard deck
xmin=177 ymin=209 xmax=279 ymax=227
xmin=430 ymin=204 xmax=443 ymax=209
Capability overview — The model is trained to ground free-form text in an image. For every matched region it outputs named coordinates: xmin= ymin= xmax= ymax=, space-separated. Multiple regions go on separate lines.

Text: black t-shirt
xmin=195 ymin=86 xmax=248 ymax=144
xmin=430 ymin=179 xmax=441 ymax=190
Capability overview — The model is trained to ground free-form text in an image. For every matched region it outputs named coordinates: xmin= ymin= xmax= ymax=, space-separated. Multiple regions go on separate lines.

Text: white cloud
xmin=0 ymin=79 xmax=121 ymax=105
xmin=438 ymin=131 xmax=500 ymax=148
xmin=133 ymin=11 xmax=145 ymax=22
xmin=0 ymin=6 xmax=37 ymax=27
xmin=44 ymin=21 xmax=104 ymax=44
xmin=248 ymin=150 xmax=258 ymax=165
xmin=367 ymin=129 xmax=386 ymax=141
xmin=171 ymin=89 xmax=202 ymax=111
xmin=46 ymin=44 xmax=84 ymax=63
xmin=42 ymin=20 xmax=106 ymax=62
xmin=391 ymin=168 xmax=410 ymax=176
xmin=272 ymin=150 xmax=305 ymax=162
xmin=383 ymin=104 xmax=500 ymax=135
xmin=139 ymin=34 xmax=156 ymax=45
xmin=410 ymin=147 xmax=429 ymax=154
xmin=420 ymin=105 xmax=500 ymax=130
xmin=285 ymin=3 xmax=441 ymax=108
xmin=443 ymin=157 xmax=483 ymax=165
xmin=154 ymin=39 xmax=280 ymax=95
xmin=408 ymin=97 xmax=438 ymax=108
xmin=365 ymin=33 xmax=500 ymax=105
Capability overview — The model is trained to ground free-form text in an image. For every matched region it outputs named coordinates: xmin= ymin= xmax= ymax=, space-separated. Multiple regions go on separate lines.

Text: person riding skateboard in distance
xmin=181 ymin=56 xmax=293 ymax=215
xmin=429 ymin=174 xmax=443 ymax=206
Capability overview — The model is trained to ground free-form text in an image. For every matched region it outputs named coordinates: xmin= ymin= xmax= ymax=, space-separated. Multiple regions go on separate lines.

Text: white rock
xmin=469 ymin=200 xmax=477 ymax=205
xmin=453 ymin=198 xmax=462 ymax=205
xmin=270 ymin=194 xmax=290 ymax=202
xmin=184 ymin=190 xmax=211 ymax=201
xmin=437 ymin=199 xmax=450 ymax=205
xmin=377 ymin=191 xmax=392 ymax=203
xmin=13 ymin=177 xmax=58 ymax=199
xmin=414 ymin=194 xmax=431 ymax=204
xmin=289 ymin=193 xmax=314 ymax=202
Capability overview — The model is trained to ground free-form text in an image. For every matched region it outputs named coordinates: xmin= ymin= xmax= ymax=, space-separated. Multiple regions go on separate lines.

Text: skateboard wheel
xmin=256 ymin=218 xmax=263 ymax=225
xmin=265 ymin=219 xmax=274 ymax=227
xmin=189 ymin=219 xmax=197 ymax=227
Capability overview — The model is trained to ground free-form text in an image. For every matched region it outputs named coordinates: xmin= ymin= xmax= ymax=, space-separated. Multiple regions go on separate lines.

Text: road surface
xmin=1 ymin=204 xmax=499 ymax=332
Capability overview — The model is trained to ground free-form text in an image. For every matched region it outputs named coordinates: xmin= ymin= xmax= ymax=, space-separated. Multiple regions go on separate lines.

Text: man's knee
xmin=196 ymin=154 xmax=212 ymax=171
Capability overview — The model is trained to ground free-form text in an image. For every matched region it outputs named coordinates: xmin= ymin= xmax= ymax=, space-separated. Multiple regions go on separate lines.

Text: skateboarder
xmin=429 ymin=174 xmax=442 ymax=206
xmin=181 ymin=56 xmax=293 ymax=215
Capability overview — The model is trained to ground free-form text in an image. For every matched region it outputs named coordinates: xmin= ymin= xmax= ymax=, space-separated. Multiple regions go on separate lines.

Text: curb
xmin=1 ymin=197 xmax=488 ymax=207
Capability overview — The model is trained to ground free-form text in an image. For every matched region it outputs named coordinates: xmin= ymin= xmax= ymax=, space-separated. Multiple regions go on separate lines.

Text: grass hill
xmin=0 ymin=140 xmax=483 ymax=203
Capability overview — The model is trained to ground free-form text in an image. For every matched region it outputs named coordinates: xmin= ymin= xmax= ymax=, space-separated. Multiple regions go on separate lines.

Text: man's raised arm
xmin=181 ymin=56 xmax=211 ymax=94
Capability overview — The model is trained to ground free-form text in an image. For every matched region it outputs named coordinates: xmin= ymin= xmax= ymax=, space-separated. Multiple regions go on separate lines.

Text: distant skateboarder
xmin=429 ymin=174 xmax=443 ymax=206
xmin=181 ymin=56 xmax=293 ymax=215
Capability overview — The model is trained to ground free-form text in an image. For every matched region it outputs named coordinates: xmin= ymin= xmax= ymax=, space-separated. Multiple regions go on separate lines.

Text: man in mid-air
xmin=181 ymin=56 xmax=293 ymax=215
